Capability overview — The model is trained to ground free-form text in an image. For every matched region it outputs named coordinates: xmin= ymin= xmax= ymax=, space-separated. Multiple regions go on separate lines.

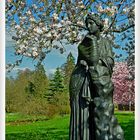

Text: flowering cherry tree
xmin=112 ymin=62 xmax=135 ymax=109
xmin=6 ymin=0 xmax=134 ymax=72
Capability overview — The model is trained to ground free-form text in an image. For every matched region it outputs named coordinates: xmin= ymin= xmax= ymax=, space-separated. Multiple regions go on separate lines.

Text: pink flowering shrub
xmin=112 ymin=62 xmax=135 ymax=106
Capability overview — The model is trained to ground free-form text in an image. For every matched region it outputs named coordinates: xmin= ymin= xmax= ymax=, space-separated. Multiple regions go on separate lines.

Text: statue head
xmin=85 ymin=13 xmax=104 ymax=34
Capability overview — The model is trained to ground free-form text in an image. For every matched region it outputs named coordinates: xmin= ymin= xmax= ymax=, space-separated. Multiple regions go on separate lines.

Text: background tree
xmin=6 ymin=66 xmax=50 ymax=115
xmin=61 ymin=52 xmax=75 ymax=91
xmin=48 ymin=67 xmax=65 ymax=100
xmin=31 ymin=62 xmax=49 ymax=98
xmin=6 ymin=68 xmax=33 ymax=113
xmin=25 ymin=63 xmax=49 ymax=99
xmin=6 ymin=0 xmax=134 ymax=73
xmin=112 ymin=62 xmax=135 ymax=111
xmin=6 ymin=77 xmax=16 ymax=112
xmin=6 ymin=0 xmax=135 ymax=113
xmin=25 ymin=81 xmax=36 ymax=98
xmin=48 ymin=67 xmax=70 ymax=115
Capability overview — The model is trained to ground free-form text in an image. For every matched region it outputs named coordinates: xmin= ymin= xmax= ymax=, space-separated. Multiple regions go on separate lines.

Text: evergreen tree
xmin=31 ymin=62 xmax=49 ymax=98
xmin=25 ymin=81 xmax=36 ymax=97
xmin=49 ymin=67 xmax=65 ymax=95
xmin=48 ymin=67 xmax=70 ymax=113
xmin=47 ymin=67 xmax=64 ymax=103
xmin=62 ymin=52 xmax=75 ymax=90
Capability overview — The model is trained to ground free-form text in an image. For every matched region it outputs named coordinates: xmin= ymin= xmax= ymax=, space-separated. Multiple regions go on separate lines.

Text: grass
xmin=115 ymin=111 xmax=135 ymax=140
xmin=6 ymin=112 xmax=134 ymax=140
xmin=6 ymin=113 xmax=49 ymax=123
xmin=6 ymin=114 xmax=69 ymax=140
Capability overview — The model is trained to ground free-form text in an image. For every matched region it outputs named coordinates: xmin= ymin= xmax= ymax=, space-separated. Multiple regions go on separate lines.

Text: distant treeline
xmin=6 ymin=54 xmax=135 ymax=117
xmin=6 ymin=52 xmax=75 ymax=117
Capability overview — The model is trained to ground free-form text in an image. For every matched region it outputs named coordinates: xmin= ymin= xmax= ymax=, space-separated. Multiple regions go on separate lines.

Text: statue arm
xmin=106 ymin=41 xmax=114 ymax=69
xmin=99 ymin=40 xmax=114 ymax=74
xmin=105 ymin=41 xmax=114 ymax=73
xmin=78 ymin=36 xmax=100 ymax=66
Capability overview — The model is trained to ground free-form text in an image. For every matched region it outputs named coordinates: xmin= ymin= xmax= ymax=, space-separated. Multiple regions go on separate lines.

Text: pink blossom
xmin=112 ymin=62 xmax=135 ymax=105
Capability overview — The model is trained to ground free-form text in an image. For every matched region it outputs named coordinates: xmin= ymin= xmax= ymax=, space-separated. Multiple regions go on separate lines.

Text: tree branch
xmin=70 ymin=23 xmax=87 ymax=30
xmin=116 ymin=17 xmax=128 ymax=23
xmin=111 ymin=24 xmax=134 ymax=33
xmin=107 ymin=0 xmax=125 ymax=31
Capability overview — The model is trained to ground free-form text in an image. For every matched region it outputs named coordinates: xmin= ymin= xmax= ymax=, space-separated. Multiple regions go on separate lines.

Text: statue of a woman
xmin=69 ymin=13 xmax=124 ymax=140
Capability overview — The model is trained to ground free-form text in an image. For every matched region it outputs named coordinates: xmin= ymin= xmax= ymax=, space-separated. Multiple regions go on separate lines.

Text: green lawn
xmin=6 ymin=112 xmax=134 ymax=140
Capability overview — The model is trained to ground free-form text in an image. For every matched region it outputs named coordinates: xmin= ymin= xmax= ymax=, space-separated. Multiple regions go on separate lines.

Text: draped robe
xmin=69 ymin=35 xmax=124 ymax=140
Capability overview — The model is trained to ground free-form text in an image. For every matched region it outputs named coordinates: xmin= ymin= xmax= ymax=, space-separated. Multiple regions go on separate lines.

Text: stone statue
xmin=69 ymin=13 xmax=124 ymax=140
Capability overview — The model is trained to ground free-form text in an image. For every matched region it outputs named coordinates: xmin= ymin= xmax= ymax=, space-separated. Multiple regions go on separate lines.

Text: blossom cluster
xmin=112 ymin=62 xmax=135 ymax=105
xmin=6 ymin=0 xmax=135 ymax=73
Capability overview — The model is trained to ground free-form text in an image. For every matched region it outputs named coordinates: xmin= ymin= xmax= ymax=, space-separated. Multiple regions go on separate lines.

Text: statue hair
xmin=85 ymin=13 xmax=104 ymax=31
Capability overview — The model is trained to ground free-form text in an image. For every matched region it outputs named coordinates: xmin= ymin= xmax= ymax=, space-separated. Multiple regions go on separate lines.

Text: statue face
xmin=87 ymin=19 xmax=99 ymax=34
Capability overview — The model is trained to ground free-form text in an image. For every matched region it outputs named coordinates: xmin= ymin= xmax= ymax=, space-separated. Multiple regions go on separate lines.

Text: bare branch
xmin=116 ymin=17 xmax=128 ymax=23
xmin=111 ymin=24 xmax=134 ymax=33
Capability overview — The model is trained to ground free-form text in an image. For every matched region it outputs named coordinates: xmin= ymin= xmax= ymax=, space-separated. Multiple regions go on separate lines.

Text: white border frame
xmin=0 ymin=0 xmax=139 ymax=140
xmin=0 ymin=0 xmax=5 ymax=140
xmin=135 ymin=0 xmax=140 ymax=140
